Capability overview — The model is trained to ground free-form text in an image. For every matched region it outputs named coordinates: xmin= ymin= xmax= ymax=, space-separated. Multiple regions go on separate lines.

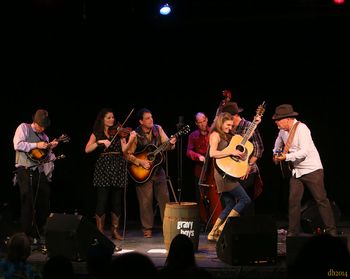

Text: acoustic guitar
xmin=128 ymin=125 xmax=190 ymax=183
xmin=27 ymin=134 xmax=70 ymax=163
xmin=216 ymin=102 xmax=266 ymax=178
xmin=274 ymin=148 xmax=294 ymax=179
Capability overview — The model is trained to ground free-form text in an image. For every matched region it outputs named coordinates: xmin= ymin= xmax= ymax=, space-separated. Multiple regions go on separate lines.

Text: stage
xmin=24 ymin=219 xmax=350 ymax=279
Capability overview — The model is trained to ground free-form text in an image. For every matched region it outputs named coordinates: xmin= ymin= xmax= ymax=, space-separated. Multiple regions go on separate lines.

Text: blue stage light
xmin=159 ymin=3 xmax=172 ymax=16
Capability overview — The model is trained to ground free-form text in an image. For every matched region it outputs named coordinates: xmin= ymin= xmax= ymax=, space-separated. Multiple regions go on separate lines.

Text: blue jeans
xmin=219 ymin=185 xmax=251 ymax=220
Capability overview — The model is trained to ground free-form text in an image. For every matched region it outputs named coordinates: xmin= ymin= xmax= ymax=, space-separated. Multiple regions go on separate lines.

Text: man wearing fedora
xmin=272 ymin=104 xmax=337 ymax=236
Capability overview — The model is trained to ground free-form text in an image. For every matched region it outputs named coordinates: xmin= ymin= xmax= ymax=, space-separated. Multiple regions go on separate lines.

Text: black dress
xmin=93 ymin=134 xmax=127 ymax=188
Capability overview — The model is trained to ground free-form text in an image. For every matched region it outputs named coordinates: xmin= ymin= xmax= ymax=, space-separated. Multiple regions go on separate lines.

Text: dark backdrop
xmin=2 ymin=1 xmax=349 ymax=224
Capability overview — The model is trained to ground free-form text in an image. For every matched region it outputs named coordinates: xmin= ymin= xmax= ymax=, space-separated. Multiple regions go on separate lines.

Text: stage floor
xmin=25 ymin=219 xmax=350 ymax=279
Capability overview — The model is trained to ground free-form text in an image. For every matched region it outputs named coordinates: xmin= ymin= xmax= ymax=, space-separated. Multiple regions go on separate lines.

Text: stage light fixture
xmin=333 ymin=0 xmax=345 ymax=4
xmin=159 ymin=3 xmax=172 ymax=15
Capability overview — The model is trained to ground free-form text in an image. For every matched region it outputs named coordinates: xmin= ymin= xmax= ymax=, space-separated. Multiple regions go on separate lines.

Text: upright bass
xmin=198 ymin=89 xmax=232 ymax=226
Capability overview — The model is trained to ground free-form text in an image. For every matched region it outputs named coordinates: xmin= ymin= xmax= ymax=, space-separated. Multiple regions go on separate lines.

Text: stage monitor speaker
xmin=45 ymin=213 xmax=116 ymax=261
xmin=216 ymin=215 xmax=277 ymax=265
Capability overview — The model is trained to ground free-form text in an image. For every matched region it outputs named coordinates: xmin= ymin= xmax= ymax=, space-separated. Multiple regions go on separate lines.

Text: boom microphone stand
xmin=176 ymin=116 xmax=185 ymax=204
xmin=15 ymin=154 xmax=65 ymax=253
xmin=165 ymin=151 xmax=178 ymax=203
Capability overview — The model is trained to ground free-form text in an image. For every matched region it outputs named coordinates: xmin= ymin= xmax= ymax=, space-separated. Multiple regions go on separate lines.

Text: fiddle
xmin=103 ymin=108 xmax=135 ymax=152
xmin=108 ymin=124 xmax=133 ymax=138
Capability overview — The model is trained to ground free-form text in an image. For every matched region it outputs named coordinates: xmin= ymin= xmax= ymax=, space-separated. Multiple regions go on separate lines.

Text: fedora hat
xmin=272 ymin=104 xmax=298 ymax=120
xmin=33 ymin=109 xmax=51 ymax=128
xmin=221 ymin=102 xmax=243 ymax=115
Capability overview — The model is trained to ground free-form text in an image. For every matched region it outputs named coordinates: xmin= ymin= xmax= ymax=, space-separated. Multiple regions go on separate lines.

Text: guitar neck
xmin=153 ymin=140 xmax=171 ymax=155
xmin=48 ymin=136 xmax=68 ymax=147
xmin=151 ymin=125 xmax=189 ymax=156
xmin=241 ymin=102 xmax=265 ymax=145
xmin=241 ymin=121 xmax=258 ymax=145
xmin=46 ymin=140 xmax=59 ymax=149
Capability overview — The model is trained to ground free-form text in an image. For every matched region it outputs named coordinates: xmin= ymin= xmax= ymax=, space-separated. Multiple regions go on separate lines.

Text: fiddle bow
xmin=105 ymin=108 xmax=134 ymax=151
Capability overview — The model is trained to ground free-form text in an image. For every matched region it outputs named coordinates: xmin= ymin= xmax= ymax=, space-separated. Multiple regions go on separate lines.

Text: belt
xmin=15 ymin=166 xmax=38 ymax=172
xmin=100 ymin=152 xmax=121 ymax=157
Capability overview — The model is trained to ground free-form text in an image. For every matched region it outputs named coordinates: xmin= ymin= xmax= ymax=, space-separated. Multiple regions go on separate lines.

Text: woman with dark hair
xmin=85 ymin=108 xmax=136 ymax=240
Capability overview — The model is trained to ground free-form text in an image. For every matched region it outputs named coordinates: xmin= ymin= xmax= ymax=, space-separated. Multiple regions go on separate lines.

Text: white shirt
xmin=273 ymin=119 xmax=323 ymax=178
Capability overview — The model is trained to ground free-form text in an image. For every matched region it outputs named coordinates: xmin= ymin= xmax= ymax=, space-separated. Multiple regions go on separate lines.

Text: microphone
xmin=177 ymin=115 xmax=185 ymax=130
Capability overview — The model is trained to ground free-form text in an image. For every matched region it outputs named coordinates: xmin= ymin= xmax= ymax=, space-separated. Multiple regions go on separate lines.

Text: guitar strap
xmin=283 ymin=121 xmax=300 ymax=155
xmin=34 ymin=130 xmax=46 ymax=142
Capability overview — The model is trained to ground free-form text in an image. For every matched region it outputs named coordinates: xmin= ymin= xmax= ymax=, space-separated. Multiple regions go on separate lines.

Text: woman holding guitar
xmin=13 ymin=109 xmax=58 ymax=240
xmin=193 ymin=90 xmax=232 ymax=227
xmin=219 ymin=101 xmax=265 ymax=215
xmin=207 ymin=112 xmax=251 ymax=241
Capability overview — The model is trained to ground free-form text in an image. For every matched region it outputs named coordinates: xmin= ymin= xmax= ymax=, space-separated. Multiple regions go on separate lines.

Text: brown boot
xmin=216 ymin=209 xmax=240 ymax=240
xmin=111 ymin=213 xmax=123 ymax=240
xmin=96 ymin=214 xmax=105 ymax=234
xmin=208 ymin=218 xmax=223 ymax=241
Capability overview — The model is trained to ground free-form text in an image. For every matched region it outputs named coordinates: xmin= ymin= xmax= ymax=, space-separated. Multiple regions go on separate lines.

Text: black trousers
xmin=95 ymin=187 xmax=124 ymax=217
xmin=16 ymin=168 xmax=50 ymax=237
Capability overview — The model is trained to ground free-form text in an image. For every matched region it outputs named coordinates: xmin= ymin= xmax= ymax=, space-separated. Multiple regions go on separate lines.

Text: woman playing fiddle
xmin=85 ymin=108 xmax=136 ymax=240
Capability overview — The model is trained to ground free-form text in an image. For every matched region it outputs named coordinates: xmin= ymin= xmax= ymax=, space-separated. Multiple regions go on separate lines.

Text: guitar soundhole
xmin=147 ymin=154 xmax=155 ymax=162
xmin=230 ymin=145 xmax=247 ymax=162
xmin=236 ymin=145 xmax=244 ymax=152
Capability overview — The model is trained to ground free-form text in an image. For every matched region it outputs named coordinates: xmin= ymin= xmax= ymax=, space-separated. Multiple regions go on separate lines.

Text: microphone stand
xmin=176 ymin=116 xmax=184 ymax=204
xmin=14 ymin=154 xmax=65 ymax=253
xmin=165 ymin=151 xmax=178 ymax=203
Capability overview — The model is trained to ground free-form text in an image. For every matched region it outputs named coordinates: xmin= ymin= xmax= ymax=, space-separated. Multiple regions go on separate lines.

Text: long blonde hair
xmin=210 ymin=112 xmax=233 ymax=140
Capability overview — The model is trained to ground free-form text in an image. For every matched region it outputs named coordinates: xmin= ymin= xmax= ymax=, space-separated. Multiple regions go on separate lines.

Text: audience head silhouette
xmin=1 ymin=232 xmax=40 ymax=279
xmin=86 ymin=243 xmax=113 ymax=279
xmin=165 ymin=233 xmax=196 ymax=269
xmin=42 ymin=255 xmax=75 ymax=279
xmin=6 ymin=232 xmax=31 ymax=262
xmin=288 ymin=234 xmax=350 ymax=279
xmin=107 ymin=252 xmax=159 ymax=278
xmin=160 ymin=234 xmax=212 ymax=279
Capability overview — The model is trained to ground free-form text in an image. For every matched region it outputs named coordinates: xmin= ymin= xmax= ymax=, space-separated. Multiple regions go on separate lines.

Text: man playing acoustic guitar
xmin=272 ymin=104 xmax=337 ymax=237
xmin=127 ymin=108 xmax=177 ymax=238
xmin=13 ymin=109 xmax=59 ymax=240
